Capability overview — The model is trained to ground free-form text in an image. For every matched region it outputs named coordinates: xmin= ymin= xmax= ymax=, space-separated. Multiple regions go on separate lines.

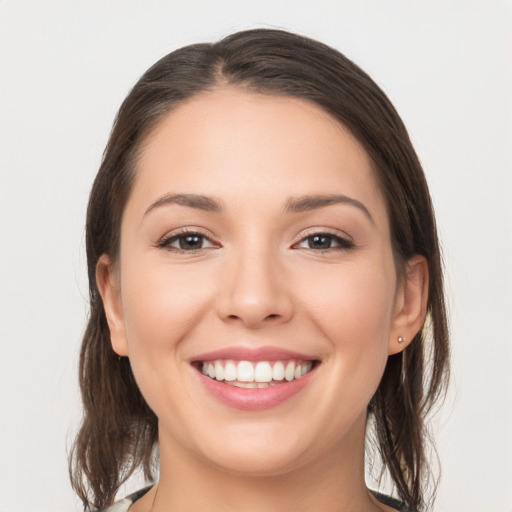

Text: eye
xmin=157 ymin=230 xmax=218 ymax=252
xmin=295 ymin=232 xmax=354 ymax=251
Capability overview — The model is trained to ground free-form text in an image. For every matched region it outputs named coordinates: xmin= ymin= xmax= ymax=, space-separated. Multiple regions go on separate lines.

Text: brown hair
xmin=69 ymin=28 xmax=449 ymax=511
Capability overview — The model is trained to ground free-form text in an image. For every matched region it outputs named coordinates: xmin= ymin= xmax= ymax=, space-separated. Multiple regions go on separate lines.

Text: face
xmin=98 ymin=88 xmax=426 ymax=477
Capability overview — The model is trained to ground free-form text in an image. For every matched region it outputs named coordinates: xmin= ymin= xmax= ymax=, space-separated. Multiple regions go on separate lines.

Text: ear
xmin=95 ymin=254 xmax=129 ymax=357
xmin=388 ymin=255 xmax=429 ymax=355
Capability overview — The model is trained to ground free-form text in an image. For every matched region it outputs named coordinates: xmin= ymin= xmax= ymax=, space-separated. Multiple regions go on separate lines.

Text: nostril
xmin=217 ymin=289 xmax=294 ymax=327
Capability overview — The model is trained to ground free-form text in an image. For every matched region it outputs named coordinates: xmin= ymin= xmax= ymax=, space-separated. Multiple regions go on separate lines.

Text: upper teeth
xmin=201 ymin=360 xmax=313 ymax=383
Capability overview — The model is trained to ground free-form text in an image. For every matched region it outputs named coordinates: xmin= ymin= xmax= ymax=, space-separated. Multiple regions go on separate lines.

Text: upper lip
xmin=191 ymin=346 xmax=318 ymax=362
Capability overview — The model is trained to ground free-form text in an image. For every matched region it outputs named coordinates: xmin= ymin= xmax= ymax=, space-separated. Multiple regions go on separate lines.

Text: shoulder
xmin=97 ymin=486 xmax=153 ymax=512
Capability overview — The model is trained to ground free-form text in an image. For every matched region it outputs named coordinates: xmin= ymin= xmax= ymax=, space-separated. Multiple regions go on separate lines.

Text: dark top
xmin=99 ymin=485 xmax=413 ymax=511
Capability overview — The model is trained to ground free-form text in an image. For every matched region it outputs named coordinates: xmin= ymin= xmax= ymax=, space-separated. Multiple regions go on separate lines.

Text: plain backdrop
xmin=0 ymin=1 xmax=511 ymax=511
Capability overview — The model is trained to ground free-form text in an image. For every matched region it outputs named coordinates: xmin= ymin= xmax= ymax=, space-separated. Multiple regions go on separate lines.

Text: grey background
xmin=1 ymin=1 xmax=511 ymax=511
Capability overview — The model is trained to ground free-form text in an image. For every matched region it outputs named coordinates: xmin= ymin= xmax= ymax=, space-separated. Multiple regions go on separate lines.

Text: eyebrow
xmin=144 ymin=192 xmax=374 ymax=223
xmin=144 ymin=193 xmax=223 ymax=216
xmin=284 ymin=194 xmax=374 ymax=223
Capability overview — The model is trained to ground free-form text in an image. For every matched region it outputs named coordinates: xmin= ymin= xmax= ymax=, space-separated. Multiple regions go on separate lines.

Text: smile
xmin=200 ymin=359 xmax=315 ymax=388
xmin=191 ymin=347 xmax=320 ymax=410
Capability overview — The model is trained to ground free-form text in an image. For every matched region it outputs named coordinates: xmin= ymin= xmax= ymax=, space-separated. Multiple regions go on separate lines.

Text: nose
xmin=215 ymin=246 xmax=294 ymax=329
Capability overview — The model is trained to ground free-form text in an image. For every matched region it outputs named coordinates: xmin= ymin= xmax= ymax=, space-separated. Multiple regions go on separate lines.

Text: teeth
xmin=224 ymin=361 xmax=237 ymax=381
xmin=199 ymin=359 xmax=314 ymax=384
xmin=214 ymin=361 xmax=224 ymax=381
xmin=272 ymin=361 xmax=285 ymax=381
xmin=231 ymin=381 xmax=258 ymax=389
xmin=285 ymin=361 xmax=295 ymax=381
xmin=237 ymin=361 xmax=254 ymax=382
xmin=303 ymin=361 xmax=312 ymax=375
xmin=254 ymin=361 xmax=273 ymax=383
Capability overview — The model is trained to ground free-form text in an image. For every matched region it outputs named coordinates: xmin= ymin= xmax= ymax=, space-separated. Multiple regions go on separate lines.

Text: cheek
xmin=302 ymin=262 xmax=395 ymax=335
xmin=298 ymin=261 xmax=396 ymax=388
xmin=117 ymin=261 xmax=219 ymax=422
xmin=119 ymin=259 xmax=214 ymax=368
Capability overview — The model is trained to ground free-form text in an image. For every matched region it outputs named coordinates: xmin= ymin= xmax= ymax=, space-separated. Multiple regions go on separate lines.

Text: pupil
xmin=179 ymin=235 xmax=202 ymax=249
xmin=309 ymin=235 xmax=331 ymax=249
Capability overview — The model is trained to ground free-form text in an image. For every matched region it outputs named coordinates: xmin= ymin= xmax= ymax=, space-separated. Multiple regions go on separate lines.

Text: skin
xmin=97 ymin=88 xmax=428 ymax=511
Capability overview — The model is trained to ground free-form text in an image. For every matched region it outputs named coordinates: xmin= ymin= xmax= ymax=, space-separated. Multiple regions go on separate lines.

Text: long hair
xmin=69 ymin=28 xmax=449 ymax=511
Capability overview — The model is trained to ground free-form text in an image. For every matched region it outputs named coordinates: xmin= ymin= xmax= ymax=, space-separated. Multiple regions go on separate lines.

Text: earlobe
xmin=95 ymin=254 xmax=129 ymax=357
xmin=388 ymin=255 xmax=429 ymax=355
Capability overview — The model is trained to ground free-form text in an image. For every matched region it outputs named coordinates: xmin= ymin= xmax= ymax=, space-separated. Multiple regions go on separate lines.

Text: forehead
xmin=131 ymin=88 xmax=386 ymax=219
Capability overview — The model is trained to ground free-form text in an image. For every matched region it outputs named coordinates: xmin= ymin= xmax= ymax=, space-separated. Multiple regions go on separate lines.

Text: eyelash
xmin=292 ymin=231 xmax=354 ymax=252
xmin=156 ymin=229 xmax=354 ymax=253
xmin=156 ymin=229 xmax=219 ymax=253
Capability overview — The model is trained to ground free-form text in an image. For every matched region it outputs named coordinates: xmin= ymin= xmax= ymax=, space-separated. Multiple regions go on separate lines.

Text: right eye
xmin=157 ymin=231 xmax=218 ymax=252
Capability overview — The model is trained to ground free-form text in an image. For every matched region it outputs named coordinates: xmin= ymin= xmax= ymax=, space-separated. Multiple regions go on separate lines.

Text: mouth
xmin=190 ymin=346 xmax=320 ymax=410
xmin=193 ymin=359 xmax=319 ymax=389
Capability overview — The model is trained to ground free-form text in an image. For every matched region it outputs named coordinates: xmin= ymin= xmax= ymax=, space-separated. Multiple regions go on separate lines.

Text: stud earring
xmin=397 ymin=336 xmax=406 ymax=344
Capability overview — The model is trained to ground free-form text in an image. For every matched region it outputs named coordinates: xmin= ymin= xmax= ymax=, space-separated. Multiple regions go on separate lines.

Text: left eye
xmin=159 ymin=232 xmax=217 ymax=251
xmin=296 ymin=233 xmax=353 ymax=250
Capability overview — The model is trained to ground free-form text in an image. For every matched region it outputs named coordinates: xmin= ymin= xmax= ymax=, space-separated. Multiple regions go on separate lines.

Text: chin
xmin=207 ymin=447 xmax=308 ymax=478
xmin=191 ymin=424 xmax=316 ymax=477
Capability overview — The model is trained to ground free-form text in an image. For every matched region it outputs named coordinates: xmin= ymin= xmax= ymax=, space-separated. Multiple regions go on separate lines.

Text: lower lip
xmin=197 ymin=369 xmax=315 ymax=411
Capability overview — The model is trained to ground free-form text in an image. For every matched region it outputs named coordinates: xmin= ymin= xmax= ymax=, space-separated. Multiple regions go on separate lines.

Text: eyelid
xmin=291 ymin=228 xmax=355 ymax=250
xmin=156 ymin=227 xmax=221 ymax=251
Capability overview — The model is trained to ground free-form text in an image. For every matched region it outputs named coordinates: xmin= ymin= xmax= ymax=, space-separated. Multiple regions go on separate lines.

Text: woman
xmin=69 ymin=29 xmax=449 ymax=512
